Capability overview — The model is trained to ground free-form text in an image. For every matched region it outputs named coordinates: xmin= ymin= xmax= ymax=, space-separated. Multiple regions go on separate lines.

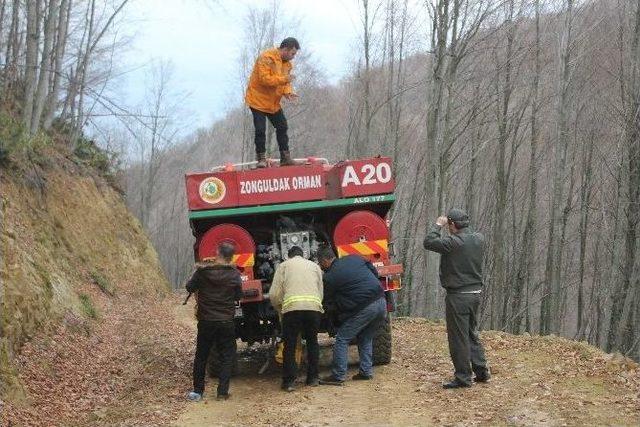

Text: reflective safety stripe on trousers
xmin=282 ymin=295 xmax=322 ymax=308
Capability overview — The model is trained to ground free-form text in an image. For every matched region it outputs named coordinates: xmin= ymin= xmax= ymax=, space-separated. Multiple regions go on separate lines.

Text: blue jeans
xmin=332 ymin=297 xmax=387 ymax=380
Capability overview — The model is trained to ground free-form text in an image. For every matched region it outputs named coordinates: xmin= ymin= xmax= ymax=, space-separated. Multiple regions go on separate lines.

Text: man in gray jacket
xmin=424 ymin=208 xmax=490 ymax=389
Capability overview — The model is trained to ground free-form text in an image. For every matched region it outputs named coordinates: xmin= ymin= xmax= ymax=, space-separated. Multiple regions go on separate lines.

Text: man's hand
xmin=436 ymin=215 xmax=448 ymax=226
xmin=283 ymin=93 xmax=299 ymax=101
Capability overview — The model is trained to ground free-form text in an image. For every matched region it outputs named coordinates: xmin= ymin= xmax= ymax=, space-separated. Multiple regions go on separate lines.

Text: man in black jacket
xmin=186 ymin=242 xmax=242 ymax=401
xmin=424 ymin=208 xmax=490 ymax=389
xmin=317 ymin=246 xmax=387 ymax=385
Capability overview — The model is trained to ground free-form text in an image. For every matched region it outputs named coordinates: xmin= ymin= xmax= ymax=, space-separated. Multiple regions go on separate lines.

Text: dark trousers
xmin=193 ymin=320 xmax=236 ymax=396
xmin=445 ymin=293 xmax=488 ymax=385
xmin=281 ymin=310 xmax=321 ymax=385
xmin=250 ymin=107 xmax=289 ymax=154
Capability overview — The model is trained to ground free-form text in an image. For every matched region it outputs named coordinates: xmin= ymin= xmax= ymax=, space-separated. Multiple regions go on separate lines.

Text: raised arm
xmin=423 ymin=224 xmax=456 ymax=254
xmin=256 ymin=56 xmax=290 ymax=87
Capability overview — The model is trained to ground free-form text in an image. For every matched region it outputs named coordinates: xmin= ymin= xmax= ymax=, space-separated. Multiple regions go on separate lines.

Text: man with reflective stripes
xmin=423 ymin=208 xmax=490 ymax=389
xmin=269 ymin=246 xmax=324 ymax=391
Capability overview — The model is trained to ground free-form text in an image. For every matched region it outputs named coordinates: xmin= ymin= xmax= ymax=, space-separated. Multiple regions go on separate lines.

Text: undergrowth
xmin=79 ymin=294 xmax=98 ymax=319
xmin=90 ymin=271 xmax=115 ymax=296
xmin=0 ymin=109 xmax=120 ymax=187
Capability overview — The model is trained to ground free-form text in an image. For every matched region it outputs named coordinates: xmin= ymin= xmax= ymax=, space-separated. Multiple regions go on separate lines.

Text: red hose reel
xmin=333 ymin=210 xmax=390 ymax=262
xmin=197 ymin=224 xmax=256 ymax=270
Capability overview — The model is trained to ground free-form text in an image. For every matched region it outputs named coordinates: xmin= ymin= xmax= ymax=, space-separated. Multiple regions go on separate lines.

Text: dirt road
xmin=4 ymin=295 xmax=639 ymax=426
xmin=174 ymin=307 xmax=640 ymax=426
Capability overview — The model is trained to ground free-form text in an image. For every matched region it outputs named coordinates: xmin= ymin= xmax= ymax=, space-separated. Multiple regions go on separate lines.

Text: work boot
xmin=306 ymin=377 xmax=320 ymax=387
xmin=442 ymin=379 xmax=472 ymax=389
xmin=187 ymin=391 xmax=202 ymax=401
xmin=352 ymin=372 xmax=373 ymax=381
xmin=474 ymin=369 xmax=491 ymax=383
xmin=279 ymin=150 xmax=298 ymax=166
xmin=319 ymin=374 xmax=344 ymax=386
xmin=256 ymin=152 xmax=267 ymax=168
xmin=281 ymin=382 xmax=295 ymax=392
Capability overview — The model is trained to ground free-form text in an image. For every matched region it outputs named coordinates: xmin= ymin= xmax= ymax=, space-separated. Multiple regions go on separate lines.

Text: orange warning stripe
xmin=202 ymin=253 xmax=255 ymax=267
xmin=337 ymin=239 xmax=388 ymax=257
xmin=232 ymin=253 xmax=255 ymax=267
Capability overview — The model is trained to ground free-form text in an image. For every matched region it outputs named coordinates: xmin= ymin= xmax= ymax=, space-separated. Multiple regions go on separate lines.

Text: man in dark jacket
xmin=317 ymin=246 xmax=386 ymax=385
xmin=424 ymin=208 xmax=490 ymax=389
xmin=186 ymin=242 xmax=242 ymax=401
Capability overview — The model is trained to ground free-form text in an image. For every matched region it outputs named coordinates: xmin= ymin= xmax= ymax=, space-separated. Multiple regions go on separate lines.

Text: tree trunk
xmin=23 ymin=0 xmax=41 ymax=132
xmin=607 ymin=0 xmax=640 ymax=354
xmin=493 ymin=0 xmax=515 ymax=330
xmin=4 ymin=0 xmax=21 ymax=88
xmin=513 ymin=0 xmax=541 ymax=334
xmin=576 ymin=126 xmax=595 ymax=339
xmin=43 ymin=0 xmax=71 ymax=130
xmin=31 ymin=0 xmax=59 ymax=134
xmin=0 ymin=1 xmax=6 ymax=72
xmin=541 ymin=0 xmax=574 ymax=335
xmin=422 ymin=0 xmax=449 ymax=318
xmin=357 ymin=0 xmax=372 ymax=157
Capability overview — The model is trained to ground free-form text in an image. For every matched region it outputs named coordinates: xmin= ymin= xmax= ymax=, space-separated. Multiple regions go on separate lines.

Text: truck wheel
xmin=372 ymin=316 xmax=392 ymax=365
xmin=207 ymin=344 xmax=239 ymax=378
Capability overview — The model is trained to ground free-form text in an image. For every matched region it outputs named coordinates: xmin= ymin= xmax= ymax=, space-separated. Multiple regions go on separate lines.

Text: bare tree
xmin=349 ymin=0 xmax=383 ymax=157
xmin=43 ymin=0 xmax=71 ymax=130
xmin=607 ymin=0 xmax=640 ymax=357
xmin=540 ymin=0 xmax=575 ymax=335
xmin=412 ymin=0 xmax=496 ymax=317
xmin=3 ymin=0 xmax=22 ymax=91
xmin=491 ymin=0 xmax=530 ymax=330
xmin=31 ymin=0 xmax=59 ymax=134
xmin=125 ymin=60 xmax=188 ymax=229
xmin=23 ymin=0 xmax=42 ymax=131
xmin=0 ymin=0 xmax=129 ymax=136
xmin=575 ymin=108 xmax=597 ymax=339
xmin=512 ymin=0 xmax=543 ymax=334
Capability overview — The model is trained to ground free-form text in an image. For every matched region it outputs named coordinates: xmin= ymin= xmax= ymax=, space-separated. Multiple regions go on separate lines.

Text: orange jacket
xmin=245 ymin=48 xmax=293 ymax=114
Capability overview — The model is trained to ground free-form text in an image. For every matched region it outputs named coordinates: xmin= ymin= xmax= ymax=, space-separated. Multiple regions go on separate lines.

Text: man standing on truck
xmin=269 ymin=246 xmax=324 ymax=392
xmin=186 ymin=242 xmax=242 ymax=401
xmin=423 ymin=208 xmax=490 ymax=389
xmin=245 ymin=37 xmax=300 ymax=168
xmin=317 ymin=246 xmax=387 ymax=385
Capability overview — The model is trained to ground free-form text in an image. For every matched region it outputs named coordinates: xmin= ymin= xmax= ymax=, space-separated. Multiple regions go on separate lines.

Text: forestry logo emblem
xmin=199 ymin=177 xmax=226 ymax=204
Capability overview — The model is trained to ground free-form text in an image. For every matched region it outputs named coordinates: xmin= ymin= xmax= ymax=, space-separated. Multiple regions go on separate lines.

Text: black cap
xmin=447 ymin=208 xmax=470 ymax=228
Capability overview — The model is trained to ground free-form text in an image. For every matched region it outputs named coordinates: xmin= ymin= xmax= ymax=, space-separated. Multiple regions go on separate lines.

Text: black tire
xmin=372 ymin=316 xmax=392 ymax=365
xmin=207 ymin=343 xmax=239 ymax=378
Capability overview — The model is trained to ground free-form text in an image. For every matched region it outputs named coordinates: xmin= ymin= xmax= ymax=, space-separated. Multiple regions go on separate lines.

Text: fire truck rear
xmin=185 ymin=156 xmax=402 ymax=366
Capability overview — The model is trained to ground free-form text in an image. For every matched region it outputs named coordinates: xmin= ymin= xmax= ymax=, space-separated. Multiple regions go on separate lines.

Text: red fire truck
xmin=185 ymin=156 xmax=402 ymax=365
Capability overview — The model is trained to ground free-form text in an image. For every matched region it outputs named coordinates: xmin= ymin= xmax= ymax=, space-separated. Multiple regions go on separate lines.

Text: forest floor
xmin=2 ymin=293 xmax=640 ymax=426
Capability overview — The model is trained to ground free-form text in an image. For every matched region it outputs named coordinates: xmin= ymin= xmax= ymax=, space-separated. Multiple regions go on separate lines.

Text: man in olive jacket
xmin=186 ymin=243 xmax=242 ymax=401
xmin=424 ymin=208 xmax=490 ymax=389
xmin=269 ymin=246 xmax=324 ymax=391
